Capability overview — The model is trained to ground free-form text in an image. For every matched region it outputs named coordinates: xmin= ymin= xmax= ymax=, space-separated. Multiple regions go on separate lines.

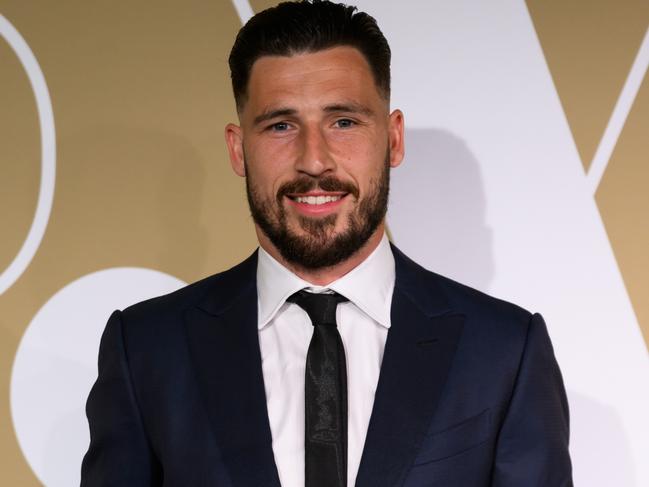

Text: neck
xmin=256 ymin=224 xmax=386 ymax=286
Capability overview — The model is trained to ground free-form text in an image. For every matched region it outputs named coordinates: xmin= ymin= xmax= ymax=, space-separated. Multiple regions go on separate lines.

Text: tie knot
xmin=287 ymin=289 xmax=348 ymax=326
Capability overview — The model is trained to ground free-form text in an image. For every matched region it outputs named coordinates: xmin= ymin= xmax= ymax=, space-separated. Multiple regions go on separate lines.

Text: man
xmin=81 ymin=1 xmax=572 ymax=486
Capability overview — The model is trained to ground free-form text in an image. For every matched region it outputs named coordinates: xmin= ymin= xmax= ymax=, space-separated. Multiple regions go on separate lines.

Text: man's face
xmin=226 ymin=46 xmax=404 ymax=269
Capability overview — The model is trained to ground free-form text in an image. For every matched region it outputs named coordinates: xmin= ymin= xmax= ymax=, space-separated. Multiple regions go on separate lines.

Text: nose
xmin=294 ymin=125 xmax=336 ymax=177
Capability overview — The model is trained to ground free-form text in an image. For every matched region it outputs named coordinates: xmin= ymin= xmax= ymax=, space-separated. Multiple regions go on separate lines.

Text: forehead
xmin=244 ymin=46 xmax=384 ymax=113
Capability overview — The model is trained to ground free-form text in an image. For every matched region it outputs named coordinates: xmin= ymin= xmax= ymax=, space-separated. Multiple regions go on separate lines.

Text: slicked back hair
xmin=228 ymin=0 xmax=391 ymax=111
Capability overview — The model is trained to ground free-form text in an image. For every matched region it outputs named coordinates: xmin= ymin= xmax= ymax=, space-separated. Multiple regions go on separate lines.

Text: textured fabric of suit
xmin=81 ymin=246 xmax=572 ymax=486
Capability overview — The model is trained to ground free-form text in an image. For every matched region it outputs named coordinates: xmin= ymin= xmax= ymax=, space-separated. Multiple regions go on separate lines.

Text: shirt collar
xmin=256 ymin=233 xmax=395 ymax=330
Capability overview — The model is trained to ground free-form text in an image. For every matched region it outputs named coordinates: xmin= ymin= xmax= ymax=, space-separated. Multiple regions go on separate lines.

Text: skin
xmin=225 ymin=46 xmax=405 ymax=285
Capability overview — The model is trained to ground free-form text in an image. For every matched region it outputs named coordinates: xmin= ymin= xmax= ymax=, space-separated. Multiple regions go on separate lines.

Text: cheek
xmin=250 ymin=132 xmax=297 ymax=160
xmin=246 ymin=137 xmax=296 ymax=175
xmin=331 ymin=128 xmax=387 ymax=160
xmin=338 ymin=149 xmax=386 ymax=193
xmin=248 ymin=165 xmax=299 ymax=206
xmin=248 ymin=167 xmax=278 ymax=198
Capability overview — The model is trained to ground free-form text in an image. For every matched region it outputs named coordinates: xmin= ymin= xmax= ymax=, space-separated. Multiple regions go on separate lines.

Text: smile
xmin=293 ymin=195 xmax=343 ymax=205
xmin=285 ymin=192 xmax=348 ymax=215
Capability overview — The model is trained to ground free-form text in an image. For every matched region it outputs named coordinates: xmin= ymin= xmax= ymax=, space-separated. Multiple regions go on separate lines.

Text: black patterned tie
xmin=288 ymin=290 xmax=348 ymax=487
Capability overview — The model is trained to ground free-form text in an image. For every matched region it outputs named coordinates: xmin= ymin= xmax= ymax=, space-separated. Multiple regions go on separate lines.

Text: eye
xmin=335 ymin=118 xmax=355 ymax=129
xmin=269 ymin=121 xmax=290 ymax=131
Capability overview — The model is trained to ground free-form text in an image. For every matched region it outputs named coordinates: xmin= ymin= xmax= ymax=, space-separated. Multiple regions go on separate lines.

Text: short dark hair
xmin=228 ymin=0 xmax=391 ymax=111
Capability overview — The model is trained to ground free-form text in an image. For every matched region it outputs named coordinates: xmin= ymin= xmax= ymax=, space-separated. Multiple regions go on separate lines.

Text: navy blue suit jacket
xmin=81 ymin=246 xmax=572 ymax=486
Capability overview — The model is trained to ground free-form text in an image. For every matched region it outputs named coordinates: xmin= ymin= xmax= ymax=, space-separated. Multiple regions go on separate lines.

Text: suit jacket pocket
xmin=413 ymin=408 xmax=492 ymax=466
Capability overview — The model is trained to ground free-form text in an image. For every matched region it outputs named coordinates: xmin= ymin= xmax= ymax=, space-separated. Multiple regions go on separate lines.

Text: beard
xmin=245 ymin=151 xmax=390 ymax=270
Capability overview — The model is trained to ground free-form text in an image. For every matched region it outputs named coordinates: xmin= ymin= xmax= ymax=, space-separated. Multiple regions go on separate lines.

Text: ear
xmin=225 ymin=123 xmax=246 ymax=177
xmin=387 ymin=109 xmax=405 ymax=168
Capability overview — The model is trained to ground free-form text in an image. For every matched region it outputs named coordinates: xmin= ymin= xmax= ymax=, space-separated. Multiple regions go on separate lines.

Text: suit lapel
xmin=184 ymin=252 xmax=281 ymax=487
xmin=355 ymin=246 xmax=465 ymax=487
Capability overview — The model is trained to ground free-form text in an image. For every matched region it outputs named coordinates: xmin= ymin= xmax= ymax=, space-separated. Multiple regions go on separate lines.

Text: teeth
xmin=295 ymin=195 xmax=342 ymax=205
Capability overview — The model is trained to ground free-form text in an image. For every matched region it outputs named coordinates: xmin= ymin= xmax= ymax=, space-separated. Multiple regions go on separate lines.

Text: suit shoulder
xmin=422 ymin=265 xmax=535 ymax=350
xmin=435 ymin=271 xmax=531 ymax=323
xmin=394 ymin=246 xmax=532 ymax=327
xmin=119 ymin=252 xmax=257 ymax=326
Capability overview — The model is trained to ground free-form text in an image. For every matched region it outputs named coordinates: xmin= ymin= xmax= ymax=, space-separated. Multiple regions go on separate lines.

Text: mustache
xmin=277 ymin=176 xmax=359 ymax=200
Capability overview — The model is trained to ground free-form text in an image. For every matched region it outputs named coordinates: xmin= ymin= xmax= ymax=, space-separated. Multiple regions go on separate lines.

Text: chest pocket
xmin=413 ymin=408 xmax=493 ymax=466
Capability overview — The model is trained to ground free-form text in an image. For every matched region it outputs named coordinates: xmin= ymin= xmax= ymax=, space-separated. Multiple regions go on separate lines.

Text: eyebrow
xmin=323 ymin=102 xmax=374 ymax=117
xmin=253 ymin=108 xmax=297 ymax=126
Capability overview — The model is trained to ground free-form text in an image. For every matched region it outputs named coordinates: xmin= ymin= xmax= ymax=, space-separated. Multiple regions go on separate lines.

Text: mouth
xmin=285 ymin=192 xmax=348 ymax=215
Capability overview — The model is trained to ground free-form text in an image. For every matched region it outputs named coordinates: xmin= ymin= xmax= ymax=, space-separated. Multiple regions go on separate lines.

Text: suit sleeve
xmin=491 ymin=313 xmax=573 ymax=487
xmin=81 ymin=310 xmax=161 ymax=486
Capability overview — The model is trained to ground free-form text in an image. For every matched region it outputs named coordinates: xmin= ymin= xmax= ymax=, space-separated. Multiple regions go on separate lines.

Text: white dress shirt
xmin=256 ymin=234 xmax=395 ymax=487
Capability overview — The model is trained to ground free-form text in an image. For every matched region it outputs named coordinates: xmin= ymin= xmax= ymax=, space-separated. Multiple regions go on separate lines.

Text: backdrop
xmin=1 ymin=0 xmax=648 ymax=485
